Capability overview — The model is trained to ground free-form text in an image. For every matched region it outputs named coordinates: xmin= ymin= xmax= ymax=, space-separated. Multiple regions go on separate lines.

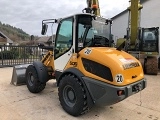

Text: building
xmin=111 ymin=0 xmax=160 ymax=42
xmin=0 ymin=31 xmax=13 ymax=45
xmin=36 ymin=36 xmax=50 ymax=45
xmin=36 ymin=35 xmax=56 ymax=46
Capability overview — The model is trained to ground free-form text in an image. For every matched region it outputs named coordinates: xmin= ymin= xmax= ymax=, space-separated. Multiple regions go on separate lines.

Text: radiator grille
xmin=82 ymin=58 xmax=113 ymax=82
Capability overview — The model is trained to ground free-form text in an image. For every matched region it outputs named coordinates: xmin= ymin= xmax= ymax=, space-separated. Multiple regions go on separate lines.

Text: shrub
xmin=0 ymin=50 xmax=16 ymax=59
xmin=0 ymin=48 xmax=30 ymax=59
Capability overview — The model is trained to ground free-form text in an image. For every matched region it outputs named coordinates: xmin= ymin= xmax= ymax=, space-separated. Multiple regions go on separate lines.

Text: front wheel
xmin=58 ymin=74 xmax=90 ymax=116
xmin=26 ymin=65 xmax=46 ymax=93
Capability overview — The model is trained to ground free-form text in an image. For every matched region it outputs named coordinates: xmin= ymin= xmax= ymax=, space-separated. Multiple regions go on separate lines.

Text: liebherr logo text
xmin=123 ymin=62 xmax=140 ymax=70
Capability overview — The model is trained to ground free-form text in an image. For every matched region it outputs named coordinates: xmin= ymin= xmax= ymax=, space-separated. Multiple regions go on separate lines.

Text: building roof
xmin=37 ymin=35 xmax=56 ymax=43
xmin=47 ymin=35 xmax=56 ymax=43
xmin=111 ymin=0 xmax=149 ymax=20
xmin=0 ymin=31 xmax=13 ymax=44
xmin=37 ymin=36 xmax=50 ymax=43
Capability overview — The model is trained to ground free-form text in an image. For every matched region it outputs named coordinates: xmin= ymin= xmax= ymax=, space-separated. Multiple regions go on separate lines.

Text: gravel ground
xmin=0 ymin=67 xmax=160 ymax=120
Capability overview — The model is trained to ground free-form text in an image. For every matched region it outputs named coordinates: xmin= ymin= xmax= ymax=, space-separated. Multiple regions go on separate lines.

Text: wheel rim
xmin=27 ymin=72 xmax=34 ymax=86
xmin=63 ymin=85 xmax=76 ymax=107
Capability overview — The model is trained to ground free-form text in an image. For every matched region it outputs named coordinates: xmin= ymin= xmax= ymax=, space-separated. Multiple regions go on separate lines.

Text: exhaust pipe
xmin=11 ymin=64 xmax=31 ymax=86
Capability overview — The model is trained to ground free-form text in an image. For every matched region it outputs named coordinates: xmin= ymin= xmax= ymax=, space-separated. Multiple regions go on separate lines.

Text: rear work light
xmin=117 ymin=90 xmax=125 ymax=96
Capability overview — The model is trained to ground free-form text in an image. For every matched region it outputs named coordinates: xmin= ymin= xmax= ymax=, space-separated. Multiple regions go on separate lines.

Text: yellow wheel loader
xmin=16 ymin=13 xmax=146 ymax=116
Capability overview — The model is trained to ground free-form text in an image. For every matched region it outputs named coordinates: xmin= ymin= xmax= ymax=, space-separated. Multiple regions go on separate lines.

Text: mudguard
xmin=33 ymin=61 xmax=49 ymax=83
xmin=56 ymin=68 xmax=84 ymax=86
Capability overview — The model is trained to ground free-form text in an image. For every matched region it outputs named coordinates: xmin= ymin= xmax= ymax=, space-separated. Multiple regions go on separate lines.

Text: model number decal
xmin=70 ymin=61 xmax=77 ymax=67
xmin=84 ymin=48 xmax=92 ymax=55
xmin=115 ymin=74 xmax=124 ymax=83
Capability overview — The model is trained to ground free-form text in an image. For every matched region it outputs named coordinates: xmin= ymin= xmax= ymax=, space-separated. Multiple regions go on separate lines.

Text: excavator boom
xmin=85 ymin=0 xmax=101 ymax=16
xmin=127 ymin=0 xmax=143 ymax=50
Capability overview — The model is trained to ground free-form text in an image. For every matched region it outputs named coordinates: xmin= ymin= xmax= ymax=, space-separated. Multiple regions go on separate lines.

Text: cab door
xmin=54 ymin=17 xmax=74 ymax=72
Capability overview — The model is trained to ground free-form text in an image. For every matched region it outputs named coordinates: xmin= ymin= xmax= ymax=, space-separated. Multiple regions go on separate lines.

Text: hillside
xmin=0 ymin=21 xmax=30 ymax=42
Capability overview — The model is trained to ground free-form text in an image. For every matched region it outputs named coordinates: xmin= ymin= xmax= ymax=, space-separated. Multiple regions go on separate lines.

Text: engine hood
xmin=79 ymin=47 xmax=144 ymax=86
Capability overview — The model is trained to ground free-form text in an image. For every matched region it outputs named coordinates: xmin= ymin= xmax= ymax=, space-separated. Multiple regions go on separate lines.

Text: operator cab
xmin=41 ymin=14 xmax=113 ymax=71
xmin=77 ymin=14 xmax=112 ymax=48
xmin=54 ymin=14 xmax=113 ymax=58
xmin=140 ymin=27 xmax=159 ymax=53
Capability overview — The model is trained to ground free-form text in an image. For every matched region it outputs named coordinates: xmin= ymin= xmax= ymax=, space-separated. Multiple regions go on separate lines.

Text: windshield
xmin=78 ymin=15 xmax=111 ymax=48
xmin=92 ymin=17 xmax=110 ymax=39
xmin=143 ymin=30 xmax=156 ymax=41
xmin=141 ymin=28 xmax=158 ymax=52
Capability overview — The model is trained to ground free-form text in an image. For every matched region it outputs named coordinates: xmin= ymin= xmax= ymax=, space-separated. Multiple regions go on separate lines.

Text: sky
xmin=0 ymin=0 xmax=129 ymax=36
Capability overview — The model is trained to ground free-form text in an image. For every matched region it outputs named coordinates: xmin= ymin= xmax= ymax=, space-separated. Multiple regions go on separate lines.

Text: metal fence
xmin=0 ymin=45 xmax=45 ymax=67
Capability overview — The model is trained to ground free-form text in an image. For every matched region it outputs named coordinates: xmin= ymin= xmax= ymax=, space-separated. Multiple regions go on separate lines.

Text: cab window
xmin=55 ymin=17 xmax=73 ymax=58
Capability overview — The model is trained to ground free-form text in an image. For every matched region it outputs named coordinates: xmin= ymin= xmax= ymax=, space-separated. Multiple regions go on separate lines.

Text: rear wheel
xmin=158 ymin=57 xmax=160 ymax=70
xmin=58 ymin=74 xmax=90 ymax=116
xmin=26 ymin=65 xmax=46 ymax=93
xmin=145 ymin=57 xmax=158 ymax=75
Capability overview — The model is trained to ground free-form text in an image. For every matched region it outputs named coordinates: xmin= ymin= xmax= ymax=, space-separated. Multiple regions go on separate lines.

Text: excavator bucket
xmin=11 ymin=64 xmax=30 ymax=86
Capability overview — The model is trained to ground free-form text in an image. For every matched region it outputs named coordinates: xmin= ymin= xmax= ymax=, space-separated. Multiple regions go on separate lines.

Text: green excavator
xmin=116 ymin=0 xmax=159 ymax=75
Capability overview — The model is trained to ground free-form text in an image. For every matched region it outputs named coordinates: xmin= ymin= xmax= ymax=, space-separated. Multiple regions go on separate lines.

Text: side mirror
xmin=41 ymin=24 xmax=48 ymax=35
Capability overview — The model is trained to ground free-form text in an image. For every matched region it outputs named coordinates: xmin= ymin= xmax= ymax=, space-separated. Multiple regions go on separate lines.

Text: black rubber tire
xmin=26 ymin=65 xmax=46 ymax=93
xmin=158 ymin=57 xmax=160 ymax=70
xmin=58 ymin=74 xmax=90 ymax=116
xmin=145 ymin=57 xmax=158 ymax=75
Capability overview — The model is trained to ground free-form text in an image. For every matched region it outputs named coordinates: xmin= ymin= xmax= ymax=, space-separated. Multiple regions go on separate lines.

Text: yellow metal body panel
xmin=41 ymin=51 xmax=54 ymax=70
xmin=116 ymin=38 xmax=126 ymax=48
xmin=64 ymin=47 xmax=144 ymax=86
xmin=64 ymin=53 xmax=79 ymax=69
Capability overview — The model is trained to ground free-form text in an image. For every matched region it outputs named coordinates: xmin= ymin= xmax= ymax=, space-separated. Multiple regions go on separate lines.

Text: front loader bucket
xmin=11 ymin=64 xmax=30 ymax=86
